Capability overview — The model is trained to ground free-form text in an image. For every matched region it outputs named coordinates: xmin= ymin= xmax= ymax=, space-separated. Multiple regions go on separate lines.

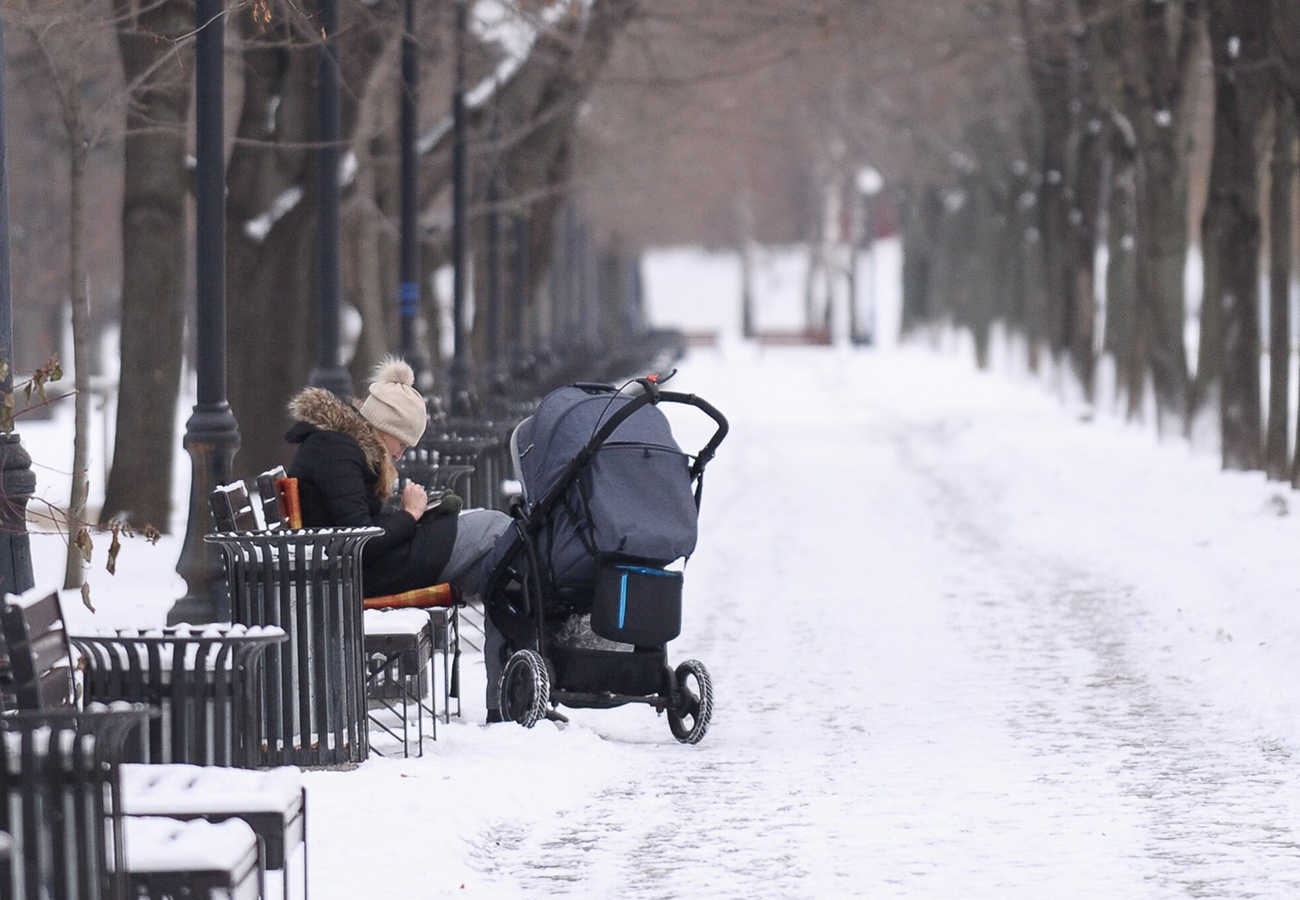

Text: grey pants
xmin=484 ymin=614 xmax=510 ymax=713
xmin=438 ymin=509 xmax=515 ymax=711
xmin=440 ymin=509 xmax=511 ymax=600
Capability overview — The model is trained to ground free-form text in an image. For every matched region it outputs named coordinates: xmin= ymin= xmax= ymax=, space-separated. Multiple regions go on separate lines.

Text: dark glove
xmin=427 ymin=488 xmax=462 ymax=518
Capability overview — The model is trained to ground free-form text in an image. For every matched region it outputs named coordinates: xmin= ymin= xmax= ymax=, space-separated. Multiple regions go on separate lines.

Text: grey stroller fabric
xmin=491 ymin=384 xmax=699 ymax=590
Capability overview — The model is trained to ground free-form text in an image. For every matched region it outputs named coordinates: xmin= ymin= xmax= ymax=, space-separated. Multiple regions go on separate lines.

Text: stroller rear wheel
xmin=668 ymin=659 xmax=713 ymax=744
xmin=501 ymin=649 xmax=551 ymax=728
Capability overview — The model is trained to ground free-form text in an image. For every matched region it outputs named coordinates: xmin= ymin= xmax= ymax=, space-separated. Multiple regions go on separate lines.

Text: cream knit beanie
xmin=359 ymin=357 xmax=427 ymax=447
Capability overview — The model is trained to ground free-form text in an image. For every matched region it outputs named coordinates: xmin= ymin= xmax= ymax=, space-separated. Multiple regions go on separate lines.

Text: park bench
xmin=2 ymin=704 xmax=266 ymax=900
xmin=1 ymin=586 xmax=308 ymax=899
xmin=420 ymin=391 xmax=532 ymax=513
xmin=756 ymin=327 xmax=833 ymax=346
xmin=412 ymin=430 xmax=509 ymax=511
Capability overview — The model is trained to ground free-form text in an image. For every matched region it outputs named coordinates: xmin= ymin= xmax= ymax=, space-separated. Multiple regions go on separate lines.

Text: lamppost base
xmin=170 ymin=402 xmax=239 ymax=625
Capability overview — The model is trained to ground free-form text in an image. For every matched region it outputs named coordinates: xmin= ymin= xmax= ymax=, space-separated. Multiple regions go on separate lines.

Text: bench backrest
xmin=0 ymin=587 xmax=75 ymax=711
xmin=214 ymin=470 xmax=300 ymax=535
xmin=255 ymin=466 xmax=288 ymax=530
xmin=210 ymin=481 xmax=259 ymax=533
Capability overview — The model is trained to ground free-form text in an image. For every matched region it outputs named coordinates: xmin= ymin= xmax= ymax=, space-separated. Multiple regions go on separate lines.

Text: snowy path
xmin=24 ymin=308 xmax=1300 ymax=895
xmin=442 ymin=348 xmax=1300 ymax=899
xmin=218 ymin=346 xmax=1288 ymax=899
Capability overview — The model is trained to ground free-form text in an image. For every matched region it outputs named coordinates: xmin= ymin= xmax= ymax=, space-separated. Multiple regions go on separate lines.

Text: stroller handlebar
xmin=655 ymin=390 xmax=729 ymax=479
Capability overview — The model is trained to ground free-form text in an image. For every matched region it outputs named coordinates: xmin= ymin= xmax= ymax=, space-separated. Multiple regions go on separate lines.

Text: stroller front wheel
xmin=668 ymin=659 xmax=713 ymax=744
xmin=500 ymin=649 xmax=551 ymax=728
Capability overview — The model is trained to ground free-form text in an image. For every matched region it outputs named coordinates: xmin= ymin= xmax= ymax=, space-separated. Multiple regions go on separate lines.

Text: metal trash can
xmin=71 ymin=625 xmax=287 ymax=768
xmin=206 ymin=527 xmax=380 ymax=767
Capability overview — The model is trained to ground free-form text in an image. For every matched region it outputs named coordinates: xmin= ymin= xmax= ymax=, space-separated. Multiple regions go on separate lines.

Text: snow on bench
xmin=362 ymin=608 xmax=430 ymax=637
xmin=120 ymin=763 xmax=302 ymax=817
xmin=119 ymin=816 xmax=257 ymax=874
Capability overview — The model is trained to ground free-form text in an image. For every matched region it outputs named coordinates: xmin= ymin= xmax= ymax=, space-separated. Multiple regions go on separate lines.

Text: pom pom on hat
xmin=359 ymin=355 xmax=427 ymax=447
xmin=370 ymin=357 xmax=415 ymax=388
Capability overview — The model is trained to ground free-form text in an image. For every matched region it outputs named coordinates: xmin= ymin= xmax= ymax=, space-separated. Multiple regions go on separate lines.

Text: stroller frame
xmin=484 ymin=375 xmax=729 ymax=741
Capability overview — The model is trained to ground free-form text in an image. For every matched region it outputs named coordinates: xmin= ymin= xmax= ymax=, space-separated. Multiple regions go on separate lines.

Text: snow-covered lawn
xmin=21 ymin=335 xmax=1300 ymax=898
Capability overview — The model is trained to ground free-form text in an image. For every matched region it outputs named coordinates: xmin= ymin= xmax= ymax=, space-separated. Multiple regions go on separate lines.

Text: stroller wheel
xmin=500 ymin=649 xmax=551 ymax=728
xmin=668 ymin=660 xmax=713 ymax=744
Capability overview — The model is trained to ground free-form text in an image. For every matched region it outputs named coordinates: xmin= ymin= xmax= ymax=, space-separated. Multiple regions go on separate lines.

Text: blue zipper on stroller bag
xmin=619 ymin=573 xmax=628 ymax=629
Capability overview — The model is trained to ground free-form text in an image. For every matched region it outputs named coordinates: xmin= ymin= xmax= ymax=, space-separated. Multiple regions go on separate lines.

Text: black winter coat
xmin=284 ymin=388 xmax=457 ymax=597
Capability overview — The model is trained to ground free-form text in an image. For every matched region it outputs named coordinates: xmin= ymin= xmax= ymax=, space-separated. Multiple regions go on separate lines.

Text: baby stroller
xmin=483 ymin=373 xmax=728 ymax=743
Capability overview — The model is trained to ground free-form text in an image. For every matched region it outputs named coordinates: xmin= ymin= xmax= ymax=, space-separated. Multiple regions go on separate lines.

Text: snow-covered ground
xmin=14 ymin=240 xmax=1300 ymax=897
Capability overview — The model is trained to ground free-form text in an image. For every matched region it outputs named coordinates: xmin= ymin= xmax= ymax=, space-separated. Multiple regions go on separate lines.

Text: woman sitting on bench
xmin=284 ymin=356 xmax=510 ymax=608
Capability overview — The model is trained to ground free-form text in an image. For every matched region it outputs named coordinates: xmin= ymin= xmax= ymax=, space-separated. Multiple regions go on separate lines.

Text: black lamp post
xmin=171 ymin=0 xmax=240 ymax=624
xmin=0 ymin=13 xmax=35 ymax=599
xmin=485 ymin=113 xmax=502 ymax=385
xmin=399 ymin=0 xmax=420 ymax=377
xmin=449 ymin=0 xmax=471 ymax=414
xmin=309 ymin=0 xmax=353 ymax=398
xmin=512 ymin=213 xmax=528 ymax=369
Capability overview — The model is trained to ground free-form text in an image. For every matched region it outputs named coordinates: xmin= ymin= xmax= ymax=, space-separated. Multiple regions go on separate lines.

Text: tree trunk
xmin=101 ymin=0 xmax=195 ymax=533
xmin=1104 ymin=114 xmax=1139 ymax=402
xmin=900 ymin=185 xmax=938 ymax=335
xmin=1020 ymin=0 xmax=1072 ymax=359
xmin=343 ymin=133 xmax=396 ymax=386
xmin=1132 ymin=124 xmax=1194 ymax=430
xmin=63 ymin=146 xmax=89 ymax=591
xmin=1267 ymin=93 xmax=1295 ymax=480
xmin=737 ymin=187 xmax=757 ymax=339
xmin=1067 ymin=124 xmax=1103 ymax=402
xmin=415 ymin=0 xmax=637 ymax=376
xmin=1118 ymin=0 xmax=1202 ymax=431
xmin=1205 ymin=0 xmax=1269 ymax=471
xmin=224 ymin=4 xmax=393 ymax=479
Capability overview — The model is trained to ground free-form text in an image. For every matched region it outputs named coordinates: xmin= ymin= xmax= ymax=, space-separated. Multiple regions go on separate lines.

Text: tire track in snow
xmin=466 ymin=355 xmax=1300 ymax=898
xmin=894 ymin=416 xmax=1300 ymax=898
xmin=463 ymin=413 xmax=897 ymax=899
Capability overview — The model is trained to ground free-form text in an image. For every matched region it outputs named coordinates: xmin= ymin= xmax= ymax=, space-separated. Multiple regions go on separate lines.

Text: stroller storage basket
xmin=591 ymin=563 xmax=682 ymax=647
xmin=550 ymin=645 xmax=667 ymax=698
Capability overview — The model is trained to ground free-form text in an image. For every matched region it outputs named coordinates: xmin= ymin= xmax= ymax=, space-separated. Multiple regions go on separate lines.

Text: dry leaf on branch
xmin=74 ymin=527 xmax=93 ymax=563
xmin=106 ymin=521 xmax=122 ymax=575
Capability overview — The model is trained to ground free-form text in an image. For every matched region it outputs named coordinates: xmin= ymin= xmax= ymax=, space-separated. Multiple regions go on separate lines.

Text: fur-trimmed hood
xmin=287 ymin=387 xmax=396 ymax=498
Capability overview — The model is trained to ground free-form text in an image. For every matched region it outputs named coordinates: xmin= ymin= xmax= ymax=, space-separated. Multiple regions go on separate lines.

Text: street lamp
xmin=449 ymin=0 xmax=472 ymax=414
xmin=485 ymin=111 xmax=503 ymax=387
xmin=399 ymin=0 xmax=420 ymax=379
xmin=512 ymin=213 xmax=529 ymax=372
xmin=172 ymin=0 xmax=240 ymax=624
xmin=0 ymin=13 xmax=35 ymax=599
xmin=309 ymin=0 xmax=353 ymax=398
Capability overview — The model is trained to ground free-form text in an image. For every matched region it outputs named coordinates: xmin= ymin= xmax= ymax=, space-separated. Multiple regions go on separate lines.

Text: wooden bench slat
xmin=364 ymin=584 xmax=459 ymax=610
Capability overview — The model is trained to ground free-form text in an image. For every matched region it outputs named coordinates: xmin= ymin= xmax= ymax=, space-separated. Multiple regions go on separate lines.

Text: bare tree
xmin=101 ymin=0 xmax=196 ymax=533
xmin=1266 ymin=87 xmax=1294 ymax=481
xmin=223 ymin=0 xmax=396 ymax=477
xmin=1020 ymin=0 xmax=1101 ymax=397
xmin=1123 ymin=0 xmax=1203 ymax=431
xmin=12 ymin=0 xmax=124 ymax=591
xmin=1203 ymin=0 xmax=1269 ymax=471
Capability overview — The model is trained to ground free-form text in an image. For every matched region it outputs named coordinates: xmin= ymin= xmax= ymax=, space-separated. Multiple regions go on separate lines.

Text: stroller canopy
xmin=511 ymin=384 xmax=699 ymax=587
